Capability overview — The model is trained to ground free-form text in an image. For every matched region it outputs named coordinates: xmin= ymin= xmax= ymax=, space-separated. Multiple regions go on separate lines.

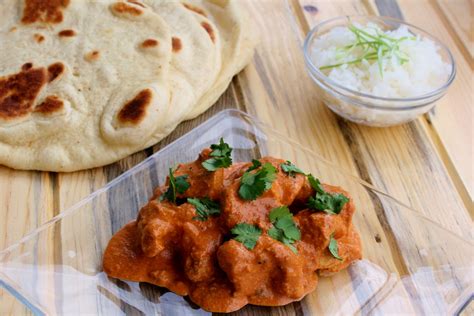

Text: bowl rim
xmin=303 ymin=15 xmax=457 ymax=106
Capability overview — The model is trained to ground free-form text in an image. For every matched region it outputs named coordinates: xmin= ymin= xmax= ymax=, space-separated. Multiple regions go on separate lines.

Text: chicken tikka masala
xmin=103 ymin=139 xmax=362 ymax=313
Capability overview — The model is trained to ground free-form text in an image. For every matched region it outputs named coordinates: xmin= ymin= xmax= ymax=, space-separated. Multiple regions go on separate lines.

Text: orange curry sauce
xmin=103 ymin=147 xmax=362 ymax=312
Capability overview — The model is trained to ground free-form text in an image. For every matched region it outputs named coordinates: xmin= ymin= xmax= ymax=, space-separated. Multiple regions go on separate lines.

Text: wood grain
xmin=0 ymin=169 xmax=54 ymax=315
xmin=374 ymin=0 xmax=474 ymax=202
xmin=437 ymin=0 xmax=473 ymax=60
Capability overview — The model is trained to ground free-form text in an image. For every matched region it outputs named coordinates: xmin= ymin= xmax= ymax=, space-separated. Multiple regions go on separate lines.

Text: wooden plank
xmin=0 ymin=169 xmax=53 ymax=315
xmin=0 ymin=289 xmax=31 ymax=316
xmin=437 ymin=0 xmax=473 ymax=60
xmin=371 ymin=0 xmax=474 ymax=204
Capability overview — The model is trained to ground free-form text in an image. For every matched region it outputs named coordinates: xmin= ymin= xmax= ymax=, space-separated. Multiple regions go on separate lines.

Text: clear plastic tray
xmin=0 ymin=109 xmax=472 ymax=315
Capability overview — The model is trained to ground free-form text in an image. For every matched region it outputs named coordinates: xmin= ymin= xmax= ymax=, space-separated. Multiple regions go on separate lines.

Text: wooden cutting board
xmin=1 ymin=0 xmax=472 ymax=315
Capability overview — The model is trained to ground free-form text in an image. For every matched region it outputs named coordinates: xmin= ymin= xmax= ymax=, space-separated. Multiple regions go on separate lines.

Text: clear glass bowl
xmin=303 ymin=16 xmax=456 ymax=127
xmin=0 ymin=110 xmax=471 ymax=315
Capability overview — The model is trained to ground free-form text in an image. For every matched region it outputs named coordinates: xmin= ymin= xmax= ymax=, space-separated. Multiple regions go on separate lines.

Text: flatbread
xmin=183 ymin=0 xmax=259 ymax=119
xmin=0 ymin=0 xmax=258 ymax=171
xmin=140 ymin=0 xmax=260 ymax=152
xmin=0 ymin=0 xmax=173 ymax=171
xmin=143 ymin=0 xmax=222 ymax=131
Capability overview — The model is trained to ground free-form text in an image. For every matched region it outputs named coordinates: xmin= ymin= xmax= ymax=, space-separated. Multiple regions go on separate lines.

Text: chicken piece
xmin=137 ymin=200 xmax=194 ymax=257
xmin=293 ymin=176 xmax=314 ymax=204
xmin=220 ymin=157 xmax=307 ymax=229
xmin=181 ymin=221 xmax=223 ymax=282
xmin=103 ymin=221 xmax=190 ymax=296
xmin=218 ymin=236 xmax=318 ymax=306
xmin=189 ymin=276 xmax=248 ymax=313
xmin=295 ymin=210 xmax=339 ymax=271
xmin=138 ymin=201 xmax=223 ymax=275
xmin=152 ymin=148 xmax=248 ymax=201
xmin=324 ymin=184 xmax=357 ymax=229
xmin=318 ymin=225 xmax=362 ymax=275
xmin=147 ymin=248 xmax=190 ymax=296
xmin=173 ymin=148 xmax=225 ymax=200
xmin=295 ymin=187 xmax=361 ymax=273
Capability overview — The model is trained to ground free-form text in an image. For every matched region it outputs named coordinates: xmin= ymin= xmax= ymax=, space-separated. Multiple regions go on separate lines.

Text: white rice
xmin=311 ymin=23 xmax=451 ymax=98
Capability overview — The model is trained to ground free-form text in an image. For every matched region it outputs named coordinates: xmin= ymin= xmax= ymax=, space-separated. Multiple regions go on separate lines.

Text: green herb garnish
xmin=247 ymin=159 xmax=262 ymax=172
xmin=280 ymin=161 xmax=304 ymax=177
xmin=319 ymin=24 xmax=415 ymax=76
xmin=328 ymin=233 xmax=343 ymax=261
xmin=238 ymin=162 xmax=277 ymax=200
xmin=307 ymin=174 xmax=349 ymax=214
xmin=160 ymin=168 xmax=190 ymax=203
xmin=188 ymin=197 xmax=221 ymax=221
xmin=268 ymin=206 xmax=301 ymax=253
xmin=231 ymin=223 xmax=262 ymax=250
xmin=202 ymin=138 xmax=233 ymax=171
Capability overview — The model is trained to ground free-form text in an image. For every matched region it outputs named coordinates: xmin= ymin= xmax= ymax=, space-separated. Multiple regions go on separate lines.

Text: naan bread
xmin=0 ymin=0 xmax=173 ymax=171
xmin=142 ymin=0 xmax=222 ymax=131
xmin=0 ymin=0 xmax=258 ymax=171
xmin=141 ymin=0 xmax=259 ymax=151
xmin=184 ymin=0 xmax=259 ymax=119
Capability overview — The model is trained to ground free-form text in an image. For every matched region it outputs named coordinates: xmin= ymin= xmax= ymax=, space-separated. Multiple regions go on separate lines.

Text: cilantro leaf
xmin=307 ymin=174 xmax=325 ymax=194
xmin=202 ymin=138 xmax=233 ymax=171
xmin=238 ymin=162 xmax=277 ymax=200
xmin=247 ymin=159 xmax=262 ymax=172
xmin=231 ymin=223 xmax=262 ymax=250
xmin=328 ymin=233 xmax=343 ymax=261
xmin=308 ymin=193 xmax=349 ymax=215
xmin=268 ymin=226 xmax=284 ymax=240
xmin=307 ymin=174 xmax=349 ymax=214
xmin=267 ymin=206 xmax=301 ymax=253
xmin=209 ymin=138 xmax=232 ymax=157
xmin=175 ymin=175 xmax=191 ymax=194
xmin=280 ymin=161 xmax=304 ymax=177
xmin=161 ymin=168 xmax=190 ymax=203
xmin=269 ymin=205 xmax=291 ymax=222
xmin=188 ymin=197 xmax=221 ymax=221
xmin=286 ymin=243 xmax=298 ymax=253
xmin=202 ymin=158 xmax=231 ymax=171
xmin=276 ymin=217 xmax=301 ymax=240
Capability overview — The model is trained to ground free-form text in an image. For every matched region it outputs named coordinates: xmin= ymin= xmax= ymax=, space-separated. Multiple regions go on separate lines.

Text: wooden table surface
xmin=1 ymin=0 xmax=472 ymax=315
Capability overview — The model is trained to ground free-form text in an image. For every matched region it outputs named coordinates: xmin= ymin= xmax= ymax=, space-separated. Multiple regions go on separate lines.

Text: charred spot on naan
xmin=21 ymin=0 xmax=70 ymax=24
xmin=0 ymin=67 xmax=47 ymax=119
xmin=22 ymin=63 xmax=34 ymax=71
xmin=10 ymin=27 xmax=17 ymax=32
xmin=182 ymin=3 xmax=207 ymax=17
xmin=47 ymin=62 xmax=65 ymax=82
xmin=34 ymin=95 xmax=64 ymax=114
xmin=84 ymin=51 xmax=100 ymax=62
xmin=142 ymin=39 xmax=159 ymax=48
xmin=117 ymin=89 xmax=152 ymax=125
xmin=34 ymin=33 xmax=45 ymax=43
xmin=201 ymin=22 xmax=216 ymax=43
xmin=111 ymin=2 xmax=144 ymax=16
xmin=58 ymin=29 xmax=76 ymax=37
xmin=127 ymin=0 xmax=146 ymax=8
xmin=172 ymin=37 xmax=182 ymax=53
